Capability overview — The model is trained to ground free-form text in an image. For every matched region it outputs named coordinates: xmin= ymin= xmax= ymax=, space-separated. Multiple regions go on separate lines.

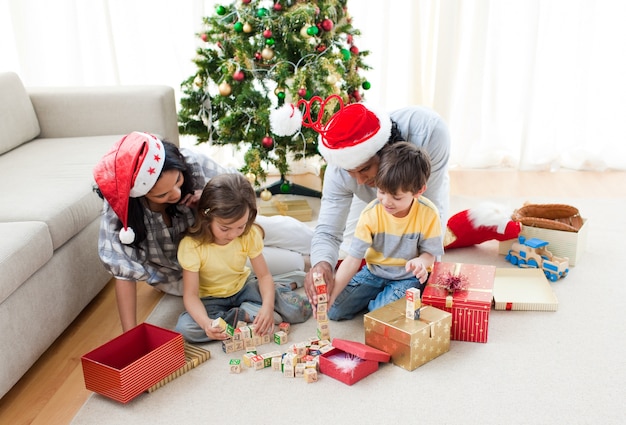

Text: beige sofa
xmin=0 ymin=72 xmax=180 ymax=399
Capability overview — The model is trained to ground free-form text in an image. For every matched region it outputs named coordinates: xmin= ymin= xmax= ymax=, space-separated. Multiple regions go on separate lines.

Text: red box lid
xmin=331 ymin=338 xmax=390 ymax=363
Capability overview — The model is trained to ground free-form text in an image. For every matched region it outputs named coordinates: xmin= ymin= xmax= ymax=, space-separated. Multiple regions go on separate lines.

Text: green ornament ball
xmin=280 ymin=181 xmax=291 ymax=193
xmin=277 ymin=91 xmax=286 ymax=100
xmin=257 ymin=7 xmax=269 ymax=18
xmin=362 ymin=81 xmax=371 ymax=90
xmin=306 ymin=26 xmax=319 ymax=36
xmin=265 ymin=37 xmax=275 ymax=46
xmin=216 ymin=5 xmax=226 ymax=15
xmin=233 ymin=22 xmax=243 ymax=32
xmin=341 ymin=48 xmax=351 ymax=61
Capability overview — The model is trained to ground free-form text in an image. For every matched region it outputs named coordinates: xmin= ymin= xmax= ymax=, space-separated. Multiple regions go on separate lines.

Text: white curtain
xmin=2 ymin=0 xmax=625 ymax=171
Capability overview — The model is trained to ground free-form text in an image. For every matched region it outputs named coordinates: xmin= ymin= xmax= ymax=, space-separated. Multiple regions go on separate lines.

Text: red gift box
xmin=423 ymin=262 xmax=496 ymax=343
xmin=81 ymin=323 xmax=186 ymax=403
xmin=319 ymin=338 xmax=390 ymax=385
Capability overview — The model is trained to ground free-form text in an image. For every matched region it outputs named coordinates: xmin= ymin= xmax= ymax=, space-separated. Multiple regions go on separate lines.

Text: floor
xmin=0 ymin=169 xmax=624 ymax=425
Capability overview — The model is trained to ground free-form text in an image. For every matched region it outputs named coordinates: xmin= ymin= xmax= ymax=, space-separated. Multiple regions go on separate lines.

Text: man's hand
xmin=304 ymin=261 xmax=334 ymax=310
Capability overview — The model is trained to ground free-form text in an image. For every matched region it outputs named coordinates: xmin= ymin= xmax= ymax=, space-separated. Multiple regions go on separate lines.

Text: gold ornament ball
xmin=243 ymin=22 xmax=253 ymax=33
xmin=218 ymin=81 xmax=232 ymax=96
xmin=245 ymin=172 xmax=256 ymax=184
xmin=260 ymin=189 xmax=272 ymax=201
xmin=326 ymin=74 xmax=338 ymax=85
xmin=261 ymin=47 xmax=274 ymax=60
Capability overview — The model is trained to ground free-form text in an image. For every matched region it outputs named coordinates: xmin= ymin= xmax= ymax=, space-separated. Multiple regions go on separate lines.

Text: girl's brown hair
xmin=186 ymin=173 xmax=258 ymax=244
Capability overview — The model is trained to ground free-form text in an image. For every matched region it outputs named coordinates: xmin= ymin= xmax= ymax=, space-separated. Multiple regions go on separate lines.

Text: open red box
xmin=81 ymin=323 xmax=185 ymax=403
xmin=319 ymin=338 xmax=390 ymax=385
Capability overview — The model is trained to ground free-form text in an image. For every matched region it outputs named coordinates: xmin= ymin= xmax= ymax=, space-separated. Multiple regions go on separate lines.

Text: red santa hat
xmin=269 ymin=94 xmax=392 ymax=170
xmin=444 ymin=202 xmax=522 ymax=249
xmin=93 ymin=132 xmax=165 ymax=244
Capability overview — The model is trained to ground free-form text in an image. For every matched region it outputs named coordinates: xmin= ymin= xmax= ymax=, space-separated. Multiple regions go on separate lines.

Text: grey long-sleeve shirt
xmin=310 ymin=105 xmax=451 ymax=268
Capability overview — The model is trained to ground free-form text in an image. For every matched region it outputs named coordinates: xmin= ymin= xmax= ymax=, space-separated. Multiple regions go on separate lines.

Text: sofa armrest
xmin=27 ymin=85 xmax=179 ymax=145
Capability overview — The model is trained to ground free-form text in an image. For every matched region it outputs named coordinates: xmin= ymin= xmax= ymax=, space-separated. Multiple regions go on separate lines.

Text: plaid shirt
xmin=97 ymin=148 xmax=235 ymax=284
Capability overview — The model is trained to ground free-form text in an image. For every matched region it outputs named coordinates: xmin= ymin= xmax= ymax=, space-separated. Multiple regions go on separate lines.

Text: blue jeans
xmin=175 ymin=276 xmax=311 ymax=343
xmin=328 ymin=267 xmax=423 ymax=321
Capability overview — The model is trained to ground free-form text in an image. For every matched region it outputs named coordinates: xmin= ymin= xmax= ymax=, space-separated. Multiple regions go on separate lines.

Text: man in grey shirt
xmin=302 ymin=102 xmax=451 ymax=310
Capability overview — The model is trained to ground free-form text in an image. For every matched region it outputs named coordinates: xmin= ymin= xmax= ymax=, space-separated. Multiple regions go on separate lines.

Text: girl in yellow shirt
xmin=175 ymin=174 xmax=311 ymax=343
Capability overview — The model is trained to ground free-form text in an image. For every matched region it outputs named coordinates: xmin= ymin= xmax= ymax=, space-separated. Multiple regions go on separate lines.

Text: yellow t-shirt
xmin=177 ymin=225 xmax=264 ymax=298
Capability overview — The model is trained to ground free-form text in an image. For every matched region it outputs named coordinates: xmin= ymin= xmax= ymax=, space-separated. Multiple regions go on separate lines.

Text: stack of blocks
xmin=405 ymin=287 xmax=421 ymax=320
xmin=228 ymin=318 xmax=334 ymax=383
xmin=212 ymin=317 xmax=274 ymax=354
xmin=313 ymin=272 xmax=331 ymax=341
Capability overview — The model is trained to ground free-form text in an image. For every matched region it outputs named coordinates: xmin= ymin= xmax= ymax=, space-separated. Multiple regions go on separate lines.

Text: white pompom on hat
xmin=93 ymin=132 xmax=166 ymax=244
xmin=269 ymin=103 xmax=303 ymax=136
xmin=279 ymin=94 xmax=392 ymax=170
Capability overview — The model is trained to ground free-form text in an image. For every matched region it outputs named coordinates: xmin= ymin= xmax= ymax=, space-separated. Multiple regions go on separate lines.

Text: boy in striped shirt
xmin=327 ymin=142 xmax=444 ymax=320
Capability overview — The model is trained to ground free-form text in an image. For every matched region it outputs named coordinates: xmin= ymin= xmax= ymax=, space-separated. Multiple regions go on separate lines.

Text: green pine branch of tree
xmin=178 ymin=0 xmax=371 ymax=193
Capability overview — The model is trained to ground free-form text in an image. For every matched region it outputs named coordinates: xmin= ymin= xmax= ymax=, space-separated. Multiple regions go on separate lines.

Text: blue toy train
xmin=505 ymin=236 xmax=569 ymax=281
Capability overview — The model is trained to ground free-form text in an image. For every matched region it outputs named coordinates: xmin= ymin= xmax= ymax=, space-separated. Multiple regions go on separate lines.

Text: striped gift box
xmin=81 ymin=323 xmax=186 ymax=403
xmin=423 ymin=262 xmax=496 ymax=343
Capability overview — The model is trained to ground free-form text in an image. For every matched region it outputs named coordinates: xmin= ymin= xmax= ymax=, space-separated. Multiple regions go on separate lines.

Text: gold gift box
xmin=258 ymin=198 xmax=313 ymax=222
xmin=364 ymin=299 xmax=451 ymax=371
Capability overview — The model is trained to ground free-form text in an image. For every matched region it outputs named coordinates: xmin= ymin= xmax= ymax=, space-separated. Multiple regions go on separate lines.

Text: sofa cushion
xmin=0 ymin=72 xmax=41 ymax=155
xmin=0 ymin=221 xmax=53 ymax=305
xmin=0 ymin=135 xmax=118 ymax=249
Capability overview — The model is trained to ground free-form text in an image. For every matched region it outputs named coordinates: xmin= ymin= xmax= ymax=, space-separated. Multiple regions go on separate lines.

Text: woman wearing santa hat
xmin=270 ymin=96 xmax=451 ymax=312
xmin=93 ymin=132 xmax=312 ymax=332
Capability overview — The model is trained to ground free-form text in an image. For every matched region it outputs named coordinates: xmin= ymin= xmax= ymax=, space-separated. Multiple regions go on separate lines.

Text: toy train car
xmin=505 ymin=236 xmax=569 ymax=281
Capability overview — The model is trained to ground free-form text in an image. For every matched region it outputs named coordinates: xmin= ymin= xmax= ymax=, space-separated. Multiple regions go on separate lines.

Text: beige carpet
xmin=72 ymin=196 xmax=625 ymax=425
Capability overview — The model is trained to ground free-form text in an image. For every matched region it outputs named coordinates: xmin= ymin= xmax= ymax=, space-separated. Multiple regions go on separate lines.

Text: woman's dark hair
xmin=94 ymin=140 xmax=195 ymax=248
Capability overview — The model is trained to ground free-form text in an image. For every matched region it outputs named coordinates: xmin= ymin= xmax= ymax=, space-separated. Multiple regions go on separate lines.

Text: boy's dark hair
xmin=375 ymin=141 xmax=431 ymax=194
xmin=94 ymin=141 xmax=195 ymax=248
xmin=187 ymin=173 xmax=258 ymax=245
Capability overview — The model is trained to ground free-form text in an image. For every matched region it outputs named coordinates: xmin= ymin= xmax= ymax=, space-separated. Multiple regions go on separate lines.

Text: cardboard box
xmin=499 ymin=219 xmax=588 ymax=266
xmin=365 ymin=300 xmax=451 ymax=371
xmin=422 ymin=262 xmax=496 ymax=343
xmin=81 ymin=323 xmax=186 ymax=403
xmin=258 ymin=198 xmax=313 ymax=222
xmin=493 ymin=268 xmax=558 ymax=311
xmin=319 ymin=338 xmax=390 ymax=385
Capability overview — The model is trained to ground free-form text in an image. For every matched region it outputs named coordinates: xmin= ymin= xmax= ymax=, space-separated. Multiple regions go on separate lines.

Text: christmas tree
xmin=178 ymin=0 xmax=371 ymax=196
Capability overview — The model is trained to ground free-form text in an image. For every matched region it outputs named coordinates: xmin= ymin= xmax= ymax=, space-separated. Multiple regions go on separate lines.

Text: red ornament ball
xmin=263 ymin=29 xmax=273 ymax=38
xmin=273 ymin=3 xmax=282 ymax=11
xmin=297 ymin=87 xmax=307 ymax=97
xmin=350 ymin=45 xmax=359 ymax=55
xmin=321 ymin=19 xmax=334 ymax=32
xmin=233 ymin=70 xmax=245 ymax=81
xmin=200 ymin=33 xmax=208 ymax=42
xmin=262 ymin=136 xmax=274 ymax=149
xmin=254 ymin=52 xmax=262 ymax=60
xmin=242 ymin=0 xmax=251 ymax=3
